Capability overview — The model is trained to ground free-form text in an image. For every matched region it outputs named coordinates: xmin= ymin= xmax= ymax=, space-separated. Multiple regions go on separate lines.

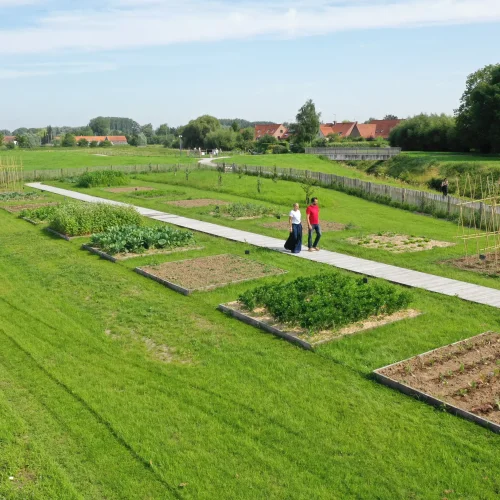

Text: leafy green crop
xmin=77 ymin=170 xmax=129 ymax=188
xmin=19 ymin=205 xmax=58 ymax=222
xmin=90 ymin=225 xmax=195 ymax=255
xmin=212 ymin=202 xmax=276 ymax=218
xmin=48 ymin=203 xmax=142 ymax=236
xmin=239 ymin=273 xmax=411 ymax=331
xmin=0 ymin=191 xmax=41 ymax=201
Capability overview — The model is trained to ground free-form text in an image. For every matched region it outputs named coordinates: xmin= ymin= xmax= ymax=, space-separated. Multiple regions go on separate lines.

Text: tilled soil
xmin=348 ymin=233 xmax=454 ymax=253
xmin=262 ymin=221 xmax=346 ymax=231
xmin=447 ymin=253 xmax=500 ymax=276
xmin=105 ymin=187 xmax=154 ymax=193
xmin=139 ymin=254 xmax=285 ymax=291
xmin=378 ymin=332 xmax=500 ymax=424
xmin=166 ymin=199 xmax=230 ymax=208
xmin=2 ymin=202 xmax=59 ymax=213
xmin=229 ymin=302 xmax=419 ymax=345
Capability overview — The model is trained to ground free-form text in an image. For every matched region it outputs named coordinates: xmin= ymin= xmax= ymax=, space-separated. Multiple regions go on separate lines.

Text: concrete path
xmin=198 ymin=157 xmax=230 ymax=167
xmin=27 ymin=182 xmax=500 ymax=309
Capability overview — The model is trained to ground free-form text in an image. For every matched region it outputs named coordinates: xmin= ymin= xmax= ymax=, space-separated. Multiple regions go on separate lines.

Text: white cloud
xmin=0 ymin=0 xmax=499 ymax=55
xmin=0 ymin=62 xmax=117 ymax=80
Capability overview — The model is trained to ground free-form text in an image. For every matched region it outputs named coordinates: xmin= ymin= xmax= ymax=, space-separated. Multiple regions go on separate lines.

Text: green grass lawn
xmin=2 ymin=197 xmax=500 ymax=498
xmin=47 ymin=168 xmax=500 ymax=291
xmin=0 ymin=146 xmax=198 ymax=172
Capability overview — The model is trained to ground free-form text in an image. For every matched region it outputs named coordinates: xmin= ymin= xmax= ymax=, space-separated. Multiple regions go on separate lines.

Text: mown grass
xmin=49 ymin=169 xmax=500 ymax=291
xmin=2 ymin=205 xmax=500 ymax=498
xmin=0 ymin=146 xmax=198 ymax=171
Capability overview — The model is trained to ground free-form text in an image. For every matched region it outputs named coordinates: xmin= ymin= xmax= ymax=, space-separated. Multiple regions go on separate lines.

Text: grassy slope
xmin=0 ymin=146 xmax=197 ymax=171
xmin=2 ymin=207 xmax=500 ymax=498
xmin=52 ymin=169 xmax=500 ymax=291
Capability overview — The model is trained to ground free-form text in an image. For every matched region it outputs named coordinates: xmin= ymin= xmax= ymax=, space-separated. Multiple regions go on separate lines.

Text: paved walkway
xmin=27 ymin=182 xmax=500 ymax=309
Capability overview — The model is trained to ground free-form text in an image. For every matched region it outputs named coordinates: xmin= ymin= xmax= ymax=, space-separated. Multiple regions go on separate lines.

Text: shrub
xmin=77 ymin=170 xmax=129 ymax=188
xmin=239 ymin=273 xmax=411 ymax=331
xmin=99 ymin=139 xmax=113 ymax=148
xmin=90 ymin=225 xmax=195 ymax=255
xmin=49 ymin=203 xmax=141 ymax=236
xmin=89 ymin=141 xmax=98 ymax=148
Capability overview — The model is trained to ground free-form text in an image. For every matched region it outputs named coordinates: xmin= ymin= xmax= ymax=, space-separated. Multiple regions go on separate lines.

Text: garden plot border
xmin=134 ymin=254 xmax=287 ymax=296
xmin=82 ymin=244 xmax=204 ymax=263
xmin=373 ymin=332 xmax=500 ymax=434
xmin=219 ymin=301 xmax=420 ymax=351
xmin=44 ymin=227 xmax=80 ymax=241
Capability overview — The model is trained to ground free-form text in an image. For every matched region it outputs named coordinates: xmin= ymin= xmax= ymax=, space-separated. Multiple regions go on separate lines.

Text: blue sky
xmin=1 ymin=0 xmax=500 ymax=131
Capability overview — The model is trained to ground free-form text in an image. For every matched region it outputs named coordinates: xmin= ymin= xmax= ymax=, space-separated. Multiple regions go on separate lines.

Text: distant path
xmin=198 ymin=157 xmax=230 ymax=167
xmin=26 ymin=182 xmax=500 ymax=310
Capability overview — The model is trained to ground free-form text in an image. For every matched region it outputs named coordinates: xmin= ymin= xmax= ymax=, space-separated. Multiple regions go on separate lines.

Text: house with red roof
xmin=2 ymin=136 xmax=17 ymax=144
xmin=350 ymin=123 xmax=377 ymax=140
xmin=319 ymin=122 xmax=357 ymax=138
xmin=368 ymin=119 xmax=403 ymax=139
xmin=74 ymin=135 xmax=128 ymax=145
xmin=254 ymin=124 xmax=289 ymax=140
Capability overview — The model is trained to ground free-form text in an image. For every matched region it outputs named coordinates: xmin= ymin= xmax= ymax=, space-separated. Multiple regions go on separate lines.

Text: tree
xmin=235 ymin=128 xmax=254 ymax=151
xmin=364 ymin=117 xmax=377 ymax=124
xmin=99 ymin=139 xmax=112 ymax=148
xmin=133 ymin=133 xmax=148 ymax=147
xmin=254 ymin=134 xmax=278 ymax=153
xmin=16 ymin=133 xmax=41 ymax=149
xmin=456 ymin=64 xmax=500 ymax=153
xmin=89 ymin=117 xmax=111 ymax=135
xmin=231 ymin=121 xmax=239 ymax=132
xmin=182 ymin=115 xmax=220 ymax=148
xmin=0 ymin=129 xmax=10 ymax=136
xmin=77 ymin=138 xmax=89 ymax=147
xmin=156 ymin=124 xmax=169 ymax=136
xmin=0 ymin=133 xmax=3 ymax=147
xmin=294 ymin=99 xmax=321 ymax=145
xmin=204 ymin=128 xmax=236 ymax=150
xmin=141 ymin=123 xmax=154 ymax=144
xmin=383 ymin=114 xmax=399 ymax=120
xmin=61 ymin=133 xmax=77 ymax=147
xmin=89 ymin=141 xmax=98 ymax=148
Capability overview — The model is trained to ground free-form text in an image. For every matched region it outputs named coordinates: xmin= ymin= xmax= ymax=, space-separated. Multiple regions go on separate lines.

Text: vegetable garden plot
xmin=2 ymin=202 xmax=58 ymax=214
xmin=348 ymin=232 xmax=454 ymax=253
xmin=166 ymin=199 xmax=229 ymax=208
xmin=219 ymin=301 xmax=420 ymax=350
xmin=210 ymin=203 xmax=278 ymax=220
xmin=446 ymin=253 xmax=500 ymax=277
xmin=135 ymin=254 xmax=286 ymax=295
xmin=374 ymin=332 xmax=500 ymax=433
xmin=262 ymin=221 xmax=347 ymax=231
xmin=105 ymin=186 xmax=155 ymax=193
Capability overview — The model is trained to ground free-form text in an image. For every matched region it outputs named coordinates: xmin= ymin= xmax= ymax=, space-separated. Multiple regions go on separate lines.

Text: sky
xmin=1 ymin=0 xmax=500 ymax=131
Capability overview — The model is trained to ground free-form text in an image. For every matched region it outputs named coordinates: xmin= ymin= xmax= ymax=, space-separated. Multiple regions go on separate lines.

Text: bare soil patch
xmin=137 ymin=254 xmax=286 ymax=293
xmin=348 ymin=232 xmax=454 ymax=253
xmin=222 ymin=301 xmax=420 ymax=348
xmin=262 ymin=221 xmax=347 ymax=231
xmin=376 ymin=332 xmax=500 ymax=429
xmin=166 ymin=199 xmax=230 ymax=208
xmin=2 ymin=202 xmax=58 ymax=213
xmin=105 ymin=186 xmax=154 ymax=193
xmin=447 ymin=253 xmax=500 ymax=276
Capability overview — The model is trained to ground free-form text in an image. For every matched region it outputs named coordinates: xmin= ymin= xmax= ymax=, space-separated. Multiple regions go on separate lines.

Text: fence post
xmin=402 ymin=188 xmax=405 ymax=204
xmin=367 ymin=182 xmax=372 ymax=195
xmin=447 ymin=196 xmax=451 ymax=215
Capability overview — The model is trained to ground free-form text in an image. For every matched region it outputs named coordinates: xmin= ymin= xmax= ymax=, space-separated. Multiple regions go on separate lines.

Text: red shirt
xmin=306 ymin=204 xmax=319 ymax=225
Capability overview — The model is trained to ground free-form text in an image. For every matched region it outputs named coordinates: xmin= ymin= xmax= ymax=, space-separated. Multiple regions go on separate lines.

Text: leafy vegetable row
xmin=239 ymin=273 xmax=411 ymax=331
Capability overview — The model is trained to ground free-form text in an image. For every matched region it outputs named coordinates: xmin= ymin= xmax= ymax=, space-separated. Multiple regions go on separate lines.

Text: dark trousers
xmin=284 ymin=223 xmax=303 ymax=253
xmin=308 ymin=224 xmax=322 ymax=249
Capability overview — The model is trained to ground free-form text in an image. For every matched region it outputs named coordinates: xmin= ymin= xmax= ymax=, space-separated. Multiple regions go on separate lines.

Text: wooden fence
xmin=23 ymin=161 xmax=496 ymax=222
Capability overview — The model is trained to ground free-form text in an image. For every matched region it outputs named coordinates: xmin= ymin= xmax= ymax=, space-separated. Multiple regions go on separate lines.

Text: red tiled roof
xmin=320 ymin=122 xmax=356 ymax=138
xmin=74 ymin=136 xmax=127 ymax=142
xmin=368 ymin=120 xmax=402 ymax=138
xmin=353 ymin=123 xmax=376 ymax=139
xmin=254 ymin=124 xmax=288 ymax=139
xmin=3 ymin=136 xmax=16 ymax=143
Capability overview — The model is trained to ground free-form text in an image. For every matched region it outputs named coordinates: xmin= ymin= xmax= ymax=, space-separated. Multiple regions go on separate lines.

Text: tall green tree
xmin=456 ymin=64 xmax=500 ymax=153
xmin=61 ymin=133 xmax=77 ymax=147
xmin=294 ymin=99 xmax=321 ymax=145
xmin=0 ymin=133 xmax=3 ymax=147
xmin=204 ymin=128 xmax=236 ymax=150
xmin=182 ymin=115 xmax=220 ymax=148
xmin=89 ymin=117 xmax=111 ymax=136
xmin=383 ymin=114 xmax=399 ymax=120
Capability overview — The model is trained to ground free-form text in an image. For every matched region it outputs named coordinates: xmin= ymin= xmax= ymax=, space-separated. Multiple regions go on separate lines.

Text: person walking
xmin=284 ymin=203 xmax=302 ymax=254
xmin=306 ymin=197 xmax=321 ymax=251
xmin=441 ymin=178 xmax=449 ymax=196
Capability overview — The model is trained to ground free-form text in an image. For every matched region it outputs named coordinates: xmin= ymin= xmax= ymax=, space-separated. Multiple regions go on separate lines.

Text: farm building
xmin=319 ymin=122 xmax=356 ymax=138
xmin=254 ymin=124 xmax=289 ymax=140
xmin=2 ymin=136 xmax=17 ymax=145
xmin=74 ymin=136 xmax=128 ymax=145
xmin=368 ymin=119 xmax=403 ymax=139
xmin=319 ymin=119 xmax=402 ymax=139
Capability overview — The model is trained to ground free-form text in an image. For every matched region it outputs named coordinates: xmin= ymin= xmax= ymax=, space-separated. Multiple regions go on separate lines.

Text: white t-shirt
xmin=289 ymin=209 xmax=301 ymax=224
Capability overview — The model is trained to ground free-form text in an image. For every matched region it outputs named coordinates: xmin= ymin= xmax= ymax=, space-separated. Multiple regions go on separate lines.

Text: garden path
xmin=27 ymin=182 xmax=500 ymax=309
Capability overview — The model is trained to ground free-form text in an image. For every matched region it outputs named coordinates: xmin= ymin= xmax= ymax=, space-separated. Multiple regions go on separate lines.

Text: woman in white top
xmin=284 ymin=203 xmax=303 ymax=254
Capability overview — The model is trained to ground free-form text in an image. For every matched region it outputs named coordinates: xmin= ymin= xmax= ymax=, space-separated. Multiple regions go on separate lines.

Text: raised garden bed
xmin=374 ymin=332 xmax=500 ymax=433
xmin=446 ymin=253 xmax=500 ymax=276
xmin=0 ymin=192 xmax=42 ymax=202
xmin=210 ymin=202 xmax=278 ymax=220
xmin=82 ymin=244 xmax=204 ymax=263
xmin=45 ymin=227 xmax=81 ymax=241
xmin=262 ymin=221 xmax=347 ymax=231
xmin=348 ymin=232 xmax=454 ymax=253
xmin=219 ymin=301 xmax=420 ymax=350
xmin=135 ymin=254 xmax=286 ymax=295
xmin=105 ymin=186 xmax=154 ymax=193
xmin=1 ymin=202 xmax=58 ymax=214
xmin=166 ymin=199 xmax=229 ymax=208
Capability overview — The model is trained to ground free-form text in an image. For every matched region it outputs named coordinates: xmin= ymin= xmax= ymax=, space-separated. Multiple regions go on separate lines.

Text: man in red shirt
xmin=306 ymin=197 xmax=321 ymax=252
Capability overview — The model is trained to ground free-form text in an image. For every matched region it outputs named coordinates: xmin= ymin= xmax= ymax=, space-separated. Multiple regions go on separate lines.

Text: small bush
xmin=239 ymin=273 xmax=411 ymax=331
xmin=49 ymin=203 xmax=141 ymax=236
xmin=90 ymin=225 xmax=195 ymax=255
xmin=77 ymin=170 xmax=129 ymax=188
